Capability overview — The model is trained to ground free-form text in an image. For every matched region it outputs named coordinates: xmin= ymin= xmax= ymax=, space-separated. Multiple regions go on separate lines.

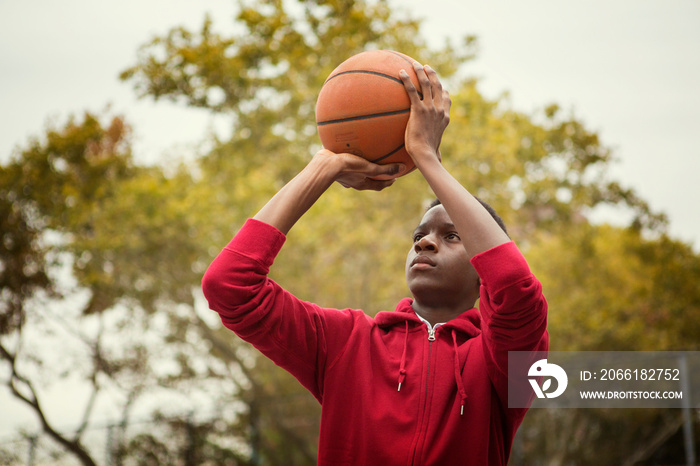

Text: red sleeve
xmin=201 ymin=218 xmax=356 ymax=402
xmin=470 ymin=241 xmax=549 ymax=407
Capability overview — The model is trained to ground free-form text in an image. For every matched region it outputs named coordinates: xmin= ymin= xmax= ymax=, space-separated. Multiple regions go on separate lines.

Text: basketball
xmin=315 ymin=50 xmax=421 ymax=179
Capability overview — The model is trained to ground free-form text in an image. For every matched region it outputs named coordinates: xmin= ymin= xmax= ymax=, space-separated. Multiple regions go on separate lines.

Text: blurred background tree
xmin=1 ymin=0 xmax=698 ymax=464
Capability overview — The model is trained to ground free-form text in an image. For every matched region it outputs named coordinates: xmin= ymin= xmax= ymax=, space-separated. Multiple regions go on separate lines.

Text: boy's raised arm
xmin=202 ymin=149 xmax=404 ymax=397
xmin=399 ymin=63 xmax=511 ymax=258
xmin=399 ymin=63 xmax=548 ymax=407
xmin=253 ymin=149 xmax=405 ymax=235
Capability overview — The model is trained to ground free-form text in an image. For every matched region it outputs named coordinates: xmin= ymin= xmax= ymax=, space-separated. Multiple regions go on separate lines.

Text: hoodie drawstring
xmin=452 ymin=329 xmax=468 ymax=415
xmin=396 ymin=322 xmax=469 ymax=416
xmin=397 ymin=321 xmax=409 ymax=391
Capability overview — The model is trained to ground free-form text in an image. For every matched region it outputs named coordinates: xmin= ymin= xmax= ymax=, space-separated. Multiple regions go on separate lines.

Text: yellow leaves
xmin=528 ymin=223 xmax=700 ymax=351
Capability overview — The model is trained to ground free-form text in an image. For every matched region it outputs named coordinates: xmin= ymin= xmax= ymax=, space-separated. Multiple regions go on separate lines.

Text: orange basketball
xmin=315 ymin=50 xmax=421 ymax=179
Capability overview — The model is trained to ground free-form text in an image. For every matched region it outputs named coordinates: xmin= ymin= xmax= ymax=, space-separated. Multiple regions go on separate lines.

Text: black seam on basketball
xmin=316 ymin=108 xmax=409 ymax=126
xmin=384 ymin=52 xmax=424 ymax=100
xmin=325 ymin=69 xmax=403 ymax=85
xmin=322 ymin=56 xmax=424 ymax=99
xmin=371 ymin=143 xmax=405 ymax=163
xmin=386 ymin=50 xmax=415 ymax=68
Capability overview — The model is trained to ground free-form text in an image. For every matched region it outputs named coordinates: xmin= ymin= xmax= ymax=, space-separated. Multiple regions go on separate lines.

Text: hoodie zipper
xmin=410 ymin=325 xmax=439 ymax=465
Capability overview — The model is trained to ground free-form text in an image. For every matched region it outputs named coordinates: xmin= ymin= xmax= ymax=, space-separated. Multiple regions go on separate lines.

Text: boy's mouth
xmin=411 ymin=255 xmax=436 ymax=269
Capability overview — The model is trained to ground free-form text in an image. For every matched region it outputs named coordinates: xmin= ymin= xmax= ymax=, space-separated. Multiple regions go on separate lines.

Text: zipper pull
xmin=428 ymin=328 xmax=436 ymax=341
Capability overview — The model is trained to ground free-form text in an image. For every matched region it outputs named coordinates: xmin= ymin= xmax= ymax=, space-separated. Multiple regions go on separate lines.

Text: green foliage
xmin=0 ymin=175 xmax=50 ymax=335
xmin=8 ymin=114 xmax=132 ymax=228
xmin=1 ymin=113 xmax=132 ymax=333
xmin=120 ymin=0 xmax=468 ymax=119
xmin=2 ymin=113 xmax=134 ymax=314
xmin=3 ymin=113 xmax=204 ymax=315
xmin=78 ymin=166 xmax=204 ymax=311
xmin=441 ymin=81 xmax=665 ymax=238
xmin=528 ymin=223 xmax=700 ymax=351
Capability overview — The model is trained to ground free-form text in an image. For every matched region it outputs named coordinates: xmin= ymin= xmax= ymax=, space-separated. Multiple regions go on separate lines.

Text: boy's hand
xmin=313 ymin=149 xmax=405 ymax=191
xmin=399 ymin=62 xmax=451 ymax=167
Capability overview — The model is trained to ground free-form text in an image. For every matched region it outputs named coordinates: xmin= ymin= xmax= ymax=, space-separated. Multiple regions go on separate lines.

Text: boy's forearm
xmin=253 ymin=150 xmax=402 ymax=235
xmin=415 ymin=153 xmax=511 ymax=259
xmin=399 ymin=62 xmax=508 ymax=257
xmin=253 ymin=154 xmax=337 ymax=235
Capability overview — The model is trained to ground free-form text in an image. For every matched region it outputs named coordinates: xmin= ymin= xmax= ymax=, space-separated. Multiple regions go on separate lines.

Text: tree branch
xmin=622 ymin=413 xmax=684 ymax=466
xmin=74 ymin=310 xmax=112 ymax=440
xmin=191 ymin=311 xmax=318 ymax=462
xmin=0 ymin=341 xmax=98 ymax=466
xmin=191 ymin=312 xmax=257 ymax=391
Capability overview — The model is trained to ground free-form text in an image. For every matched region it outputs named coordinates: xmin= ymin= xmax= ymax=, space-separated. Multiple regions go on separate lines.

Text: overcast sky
xmin=1 ymin=0 xmax=699 ymax=438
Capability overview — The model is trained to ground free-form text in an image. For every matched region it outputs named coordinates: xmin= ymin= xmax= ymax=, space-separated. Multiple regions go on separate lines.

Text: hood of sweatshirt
xmin=374 ymin=297 xmax=482 ymax=415
xmin=374 ymin=297 xmax=482 ymax=338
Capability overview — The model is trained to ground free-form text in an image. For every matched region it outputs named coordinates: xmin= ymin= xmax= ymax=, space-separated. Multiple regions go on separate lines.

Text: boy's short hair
xmin=428 ymin=198 xmax=509 ymax=237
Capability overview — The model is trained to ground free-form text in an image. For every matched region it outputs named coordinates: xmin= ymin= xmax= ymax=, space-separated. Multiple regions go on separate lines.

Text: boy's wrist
xmin=309 ymin=149 xmax=345 ymax=181
xmin=412 ymin=150 xmax=442 ymax=171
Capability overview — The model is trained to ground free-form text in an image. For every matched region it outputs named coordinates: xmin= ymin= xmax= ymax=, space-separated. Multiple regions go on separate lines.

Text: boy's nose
xmin=415 ymin=235 xmax=438 ymax=252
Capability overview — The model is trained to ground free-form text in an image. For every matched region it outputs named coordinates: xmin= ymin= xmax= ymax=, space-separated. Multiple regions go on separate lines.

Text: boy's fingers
xmin=335 ymin=154 xmax=406 ymax=189
xmin=425 ymin=65 xmax=443 ymax=105
xmin=361 ymin=162 xmax=405 ymax=182
xmin=443 ymin=89 xmax=452 ymax=110
xmin=337 ymin=175 xmax=396 ymax=191
xmin=340 ymin=153 xmax=405 ymax=177
xmin=337 ymin=152 xmax=372 ymax=171
xmin=376 ymin=162 xmax=406 ymax=177
xmin=399 ymin=69 xmax=421 ymax=103
xmin=413 ymin=61 xmax=431 ymax=101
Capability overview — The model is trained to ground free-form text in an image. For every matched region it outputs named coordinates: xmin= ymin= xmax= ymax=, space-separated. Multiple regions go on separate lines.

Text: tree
xmin=0 ymin=113 xmax=229 ymax=464
xmin=528 ymin=222 xmax=700 ymax=352
xmin=510 ymin=220 xmax=700 ymax=464
xmin=1 ymin=112 xmax=136 ymax=465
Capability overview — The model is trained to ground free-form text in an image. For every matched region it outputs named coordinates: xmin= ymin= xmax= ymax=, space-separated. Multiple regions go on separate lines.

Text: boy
xmin=202 ymin=62 xmax=548 ymax=465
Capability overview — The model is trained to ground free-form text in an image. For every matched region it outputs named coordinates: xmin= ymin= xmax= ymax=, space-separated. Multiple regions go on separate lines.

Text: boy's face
xmin=405 ymin=205 xmax=480 ymax=305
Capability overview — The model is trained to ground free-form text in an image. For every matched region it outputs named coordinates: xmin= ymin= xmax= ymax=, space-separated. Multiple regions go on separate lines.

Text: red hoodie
xmin=202 ymin=218 xmax=548 ymax=465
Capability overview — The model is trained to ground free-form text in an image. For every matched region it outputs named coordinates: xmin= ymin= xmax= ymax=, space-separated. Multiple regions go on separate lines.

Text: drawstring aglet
xmin=397 ymin=323 xmax=408 ymax=394
xmin=460 ymin=404 xmax=464 ymax=416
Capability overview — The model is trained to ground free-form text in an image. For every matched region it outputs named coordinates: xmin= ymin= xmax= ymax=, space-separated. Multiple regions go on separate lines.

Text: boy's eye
xmin=413 ymin=234 xmax=424 ymax=243
xmin=446 ymin=233 xmax=460 ymax=241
